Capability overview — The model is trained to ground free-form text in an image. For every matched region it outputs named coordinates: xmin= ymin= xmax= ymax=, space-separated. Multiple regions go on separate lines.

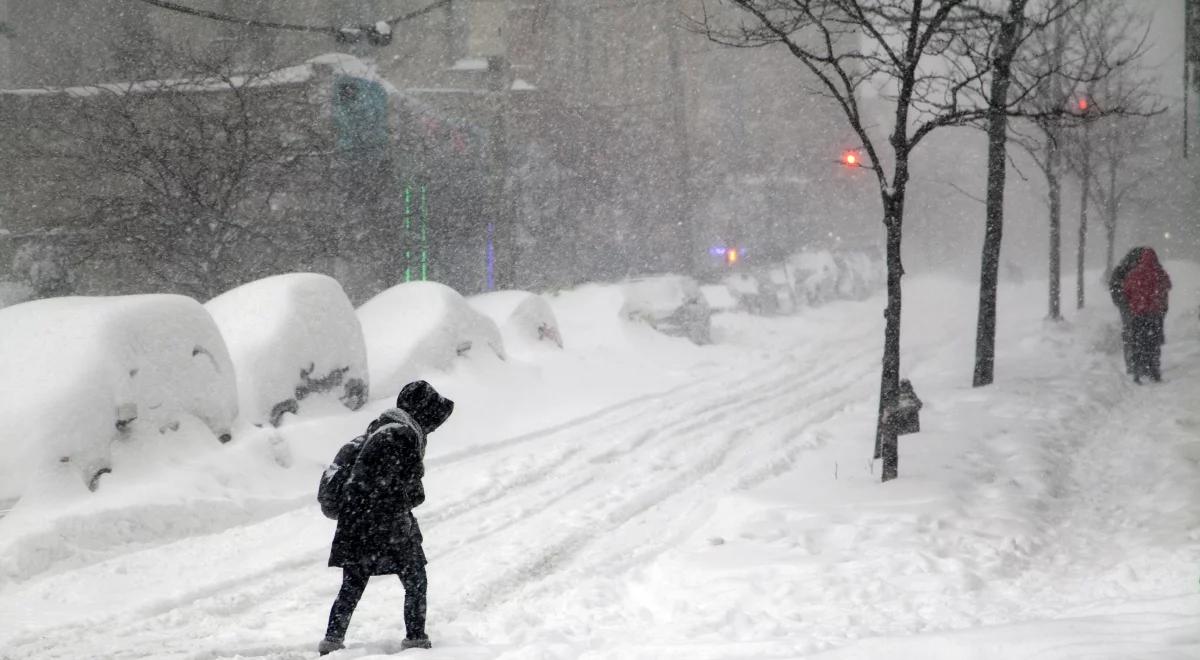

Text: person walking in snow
xmin=1108 ymin=247 xmax=1171 ymax=383
xmin=317 ymin=380 xmax=454 ymax=656
xmin=1109 ymin=247 xmax=1144 ymax=374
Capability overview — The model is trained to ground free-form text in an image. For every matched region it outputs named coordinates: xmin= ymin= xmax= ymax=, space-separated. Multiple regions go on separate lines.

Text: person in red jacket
xmin=1113 ymin=247 xmax=1171 ymax=383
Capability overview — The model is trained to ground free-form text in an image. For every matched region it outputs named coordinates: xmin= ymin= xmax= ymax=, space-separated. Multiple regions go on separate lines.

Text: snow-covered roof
xmin=0 ymin=53 xmax=396 ymax=99
xmin=450 ymin=57 xmax=492 ymax=72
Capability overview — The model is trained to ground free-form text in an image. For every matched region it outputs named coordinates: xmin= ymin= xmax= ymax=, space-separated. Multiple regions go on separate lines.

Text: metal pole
xmin=1187 ymin=0 xmax=1194 ymax=158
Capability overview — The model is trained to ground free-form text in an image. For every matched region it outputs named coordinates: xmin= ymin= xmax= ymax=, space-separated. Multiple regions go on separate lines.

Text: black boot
xmin=318 ymin=638 xmax=345 ymax=655
xmin=401 ymin=637 xmax=432 ymax=650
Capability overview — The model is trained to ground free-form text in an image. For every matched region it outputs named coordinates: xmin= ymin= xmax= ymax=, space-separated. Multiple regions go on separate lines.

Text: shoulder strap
xmin=363 ymin=409 xmax=427 ymax=459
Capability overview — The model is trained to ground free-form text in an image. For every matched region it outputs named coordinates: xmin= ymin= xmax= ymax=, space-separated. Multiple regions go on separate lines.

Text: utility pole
xmin=666 ymin=2 xmax=694 ymax=275
xmin=1186 ymin=0 xmax=1197 ymax=158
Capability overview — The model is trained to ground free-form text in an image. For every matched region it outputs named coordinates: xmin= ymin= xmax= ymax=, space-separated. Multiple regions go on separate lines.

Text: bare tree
xmin=949 ymin=0 xmax=1150 ymax=385
xmin=692 ymin=0 xmax=1030 ymax=481
xmin=1064 ymin=76 xmax=1164 ymax=283
xmin=1 ymin=47 xmax=330 ymax=299
xmin=968 ymin=0 xmax=1030 ymax=387
xmin=996 ymin=1 xmax=1150 ymax=323
xmin=1006 ymin=13 xmax=1077 ymax=322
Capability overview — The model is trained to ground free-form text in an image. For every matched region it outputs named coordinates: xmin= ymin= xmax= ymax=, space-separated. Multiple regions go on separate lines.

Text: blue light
xmin=709 ymin=246 xmax=728 ymax=256
xmin=486 ymin=223 xmax=496 ymax=290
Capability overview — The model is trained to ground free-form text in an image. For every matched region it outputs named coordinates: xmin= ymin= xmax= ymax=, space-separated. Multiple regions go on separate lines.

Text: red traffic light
xmin=1077 ymin=98 xmax=1089 ymax=111
xmin=842 ymin=150 xmax=860 ymax=166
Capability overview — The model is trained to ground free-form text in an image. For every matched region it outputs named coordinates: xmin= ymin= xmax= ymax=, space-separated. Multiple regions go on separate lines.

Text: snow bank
xmin=469 ymin=290 xmax=564 ymax=351
xmin=358 ymin=281 xmax=506 ymax=397
xmin=0 ymin=421 xmax=316 ymax=585
xmin=205 ymin=274 xmax=368 ymax=428
xmin=620 ymin=275 xmax=712 ymax=344
xmin=0 ymin=295 xmax=237 ymax=500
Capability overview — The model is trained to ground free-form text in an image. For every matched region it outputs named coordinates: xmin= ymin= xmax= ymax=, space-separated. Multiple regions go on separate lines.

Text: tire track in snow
xmin=428 ymin=347 xmax=874 ymax=557
xmin=439 ymin=349 xmax=880 ymax=616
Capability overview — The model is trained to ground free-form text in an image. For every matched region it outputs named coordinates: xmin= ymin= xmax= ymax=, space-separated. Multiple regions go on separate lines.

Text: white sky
xmin=1143 ymin=0 xmax=1188 ymax=103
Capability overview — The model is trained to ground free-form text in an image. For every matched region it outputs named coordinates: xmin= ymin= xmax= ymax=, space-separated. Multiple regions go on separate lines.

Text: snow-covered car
xmin=0 ymin=295 xmax=238 ymax=497
xmin=785 ymin=250 xmax=884 ymax=307
xmin=786 ymin=251 xmax=839 ymax=306
xmin=700 ymin=283 xmax=740 ymax=313
xmin=205 ymin=274 xmax=369 ymax=428
xmin=358 ymin=281 xmax=506 ymax=397
xmin=620 ymin=275 xmax=712 ymax=344
xmin=766 ymin=267 xmax=798 ymax=314
xmin=722 ymin=273 xmax=774 ymax=314
xmin=469 ymin=290 xmax=564 ymax=351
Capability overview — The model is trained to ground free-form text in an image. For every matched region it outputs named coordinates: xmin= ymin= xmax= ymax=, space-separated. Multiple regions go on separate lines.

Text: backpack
xmin=317 ymin=435 xmax=365 ymax=520
xmin=318 ymin=410 xmax=425 ymax=519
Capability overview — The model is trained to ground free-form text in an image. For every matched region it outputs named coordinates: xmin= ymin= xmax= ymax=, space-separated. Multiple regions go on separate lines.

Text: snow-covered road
xmin=1 ymin=271 xmax=1197 ymax=659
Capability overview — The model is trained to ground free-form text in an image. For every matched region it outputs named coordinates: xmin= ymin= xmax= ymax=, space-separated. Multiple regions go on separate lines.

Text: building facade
xmin=1 ymin=0 xmax=876 ymax=298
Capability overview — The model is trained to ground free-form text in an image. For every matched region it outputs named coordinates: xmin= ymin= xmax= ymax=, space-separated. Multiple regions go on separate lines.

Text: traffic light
xmin=842 ymin=150 xmax=860 ymax=166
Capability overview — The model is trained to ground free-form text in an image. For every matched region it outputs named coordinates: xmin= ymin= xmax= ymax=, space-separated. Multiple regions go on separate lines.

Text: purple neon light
xmin=486 ymin=222 xmax=496 ymax=290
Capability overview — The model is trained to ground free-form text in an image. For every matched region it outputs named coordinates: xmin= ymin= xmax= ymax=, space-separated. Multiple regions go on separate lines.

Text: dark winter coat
xmin=328 ymin=408 xmax=428 ymax=574
xmin=327 ymin=381 xmax=455 ymax=575
xmin=1109 ymin=247 xmax=1144 ymax=311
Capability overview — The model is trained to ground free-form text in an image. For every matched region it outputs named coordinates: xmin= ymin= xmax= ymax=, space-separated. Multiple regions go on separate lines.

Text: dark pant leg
xmin=1150 ymin=315 xmax=1164 ymax=380
xmin=326 ymin=566 xmax=371 ymax=642
xmin=1130 ymin=316 xmax=1156 ymax=379
xmin=398 ymin=562 xmax=428 ymax=639
xmin=1119 ymin=308 xmax=1133 ymax=373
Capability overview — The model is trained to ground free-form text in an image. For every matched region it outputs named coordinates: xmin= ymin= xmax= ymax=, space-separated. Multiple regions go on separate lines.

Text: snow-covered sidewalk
xmin=0 ymin=269 xmax=1197 ymax=659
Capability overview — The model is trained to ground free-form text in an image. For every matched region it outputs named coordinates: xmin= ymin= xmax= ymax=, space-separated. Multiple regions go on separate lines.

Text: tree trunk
xmin=874 ymin=193 xmax=904 ymax=482
xmin=1103 ymin=163 xmax=1118 ymax=282
xmin=1047 ymin=157 xmax=1062 ymax=321
xmin=1076 ymin=123 xmax=1091 ymax=309
xmin=1103 ymin=214 xmax=1116 ymax=283
xmin=973 ymin=0 xmax=1027 ymax=388
xmin=666 ymin=16 xmax=694 ymax=275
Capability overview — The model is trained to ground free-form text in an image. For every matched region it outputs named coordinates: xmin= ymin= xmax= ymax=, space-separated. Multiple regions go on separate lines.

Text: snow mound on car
xmin=469 ymin=290 xmax=563 ymax=351
xmin=206 ymin=274 xmax=369 ymax=427
xmin=358 ymin=281 xmax=506 ymax=397
xmin=620 ymin=275 xmax=712 ymax=344
xmin=786 ymin=249 xmax=883 ymax=306
xmin=700 ymin=284 xmax=739 ymax=312
xmin=0 ymin=295 xmax=237 ymax=500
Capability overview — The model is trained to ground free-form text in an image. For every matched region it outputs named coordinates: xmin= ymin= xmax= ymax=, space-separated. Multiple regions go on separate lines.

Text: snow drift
xmin=469 ymin=290 xmax=564 ymax=351
xmin=206 ymin=274 xmax=369 ymax=427
xmin=358 ymin=281 xmax=506 ymax=398
xmin=0 ymin=295 xmax=237 ymax=499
